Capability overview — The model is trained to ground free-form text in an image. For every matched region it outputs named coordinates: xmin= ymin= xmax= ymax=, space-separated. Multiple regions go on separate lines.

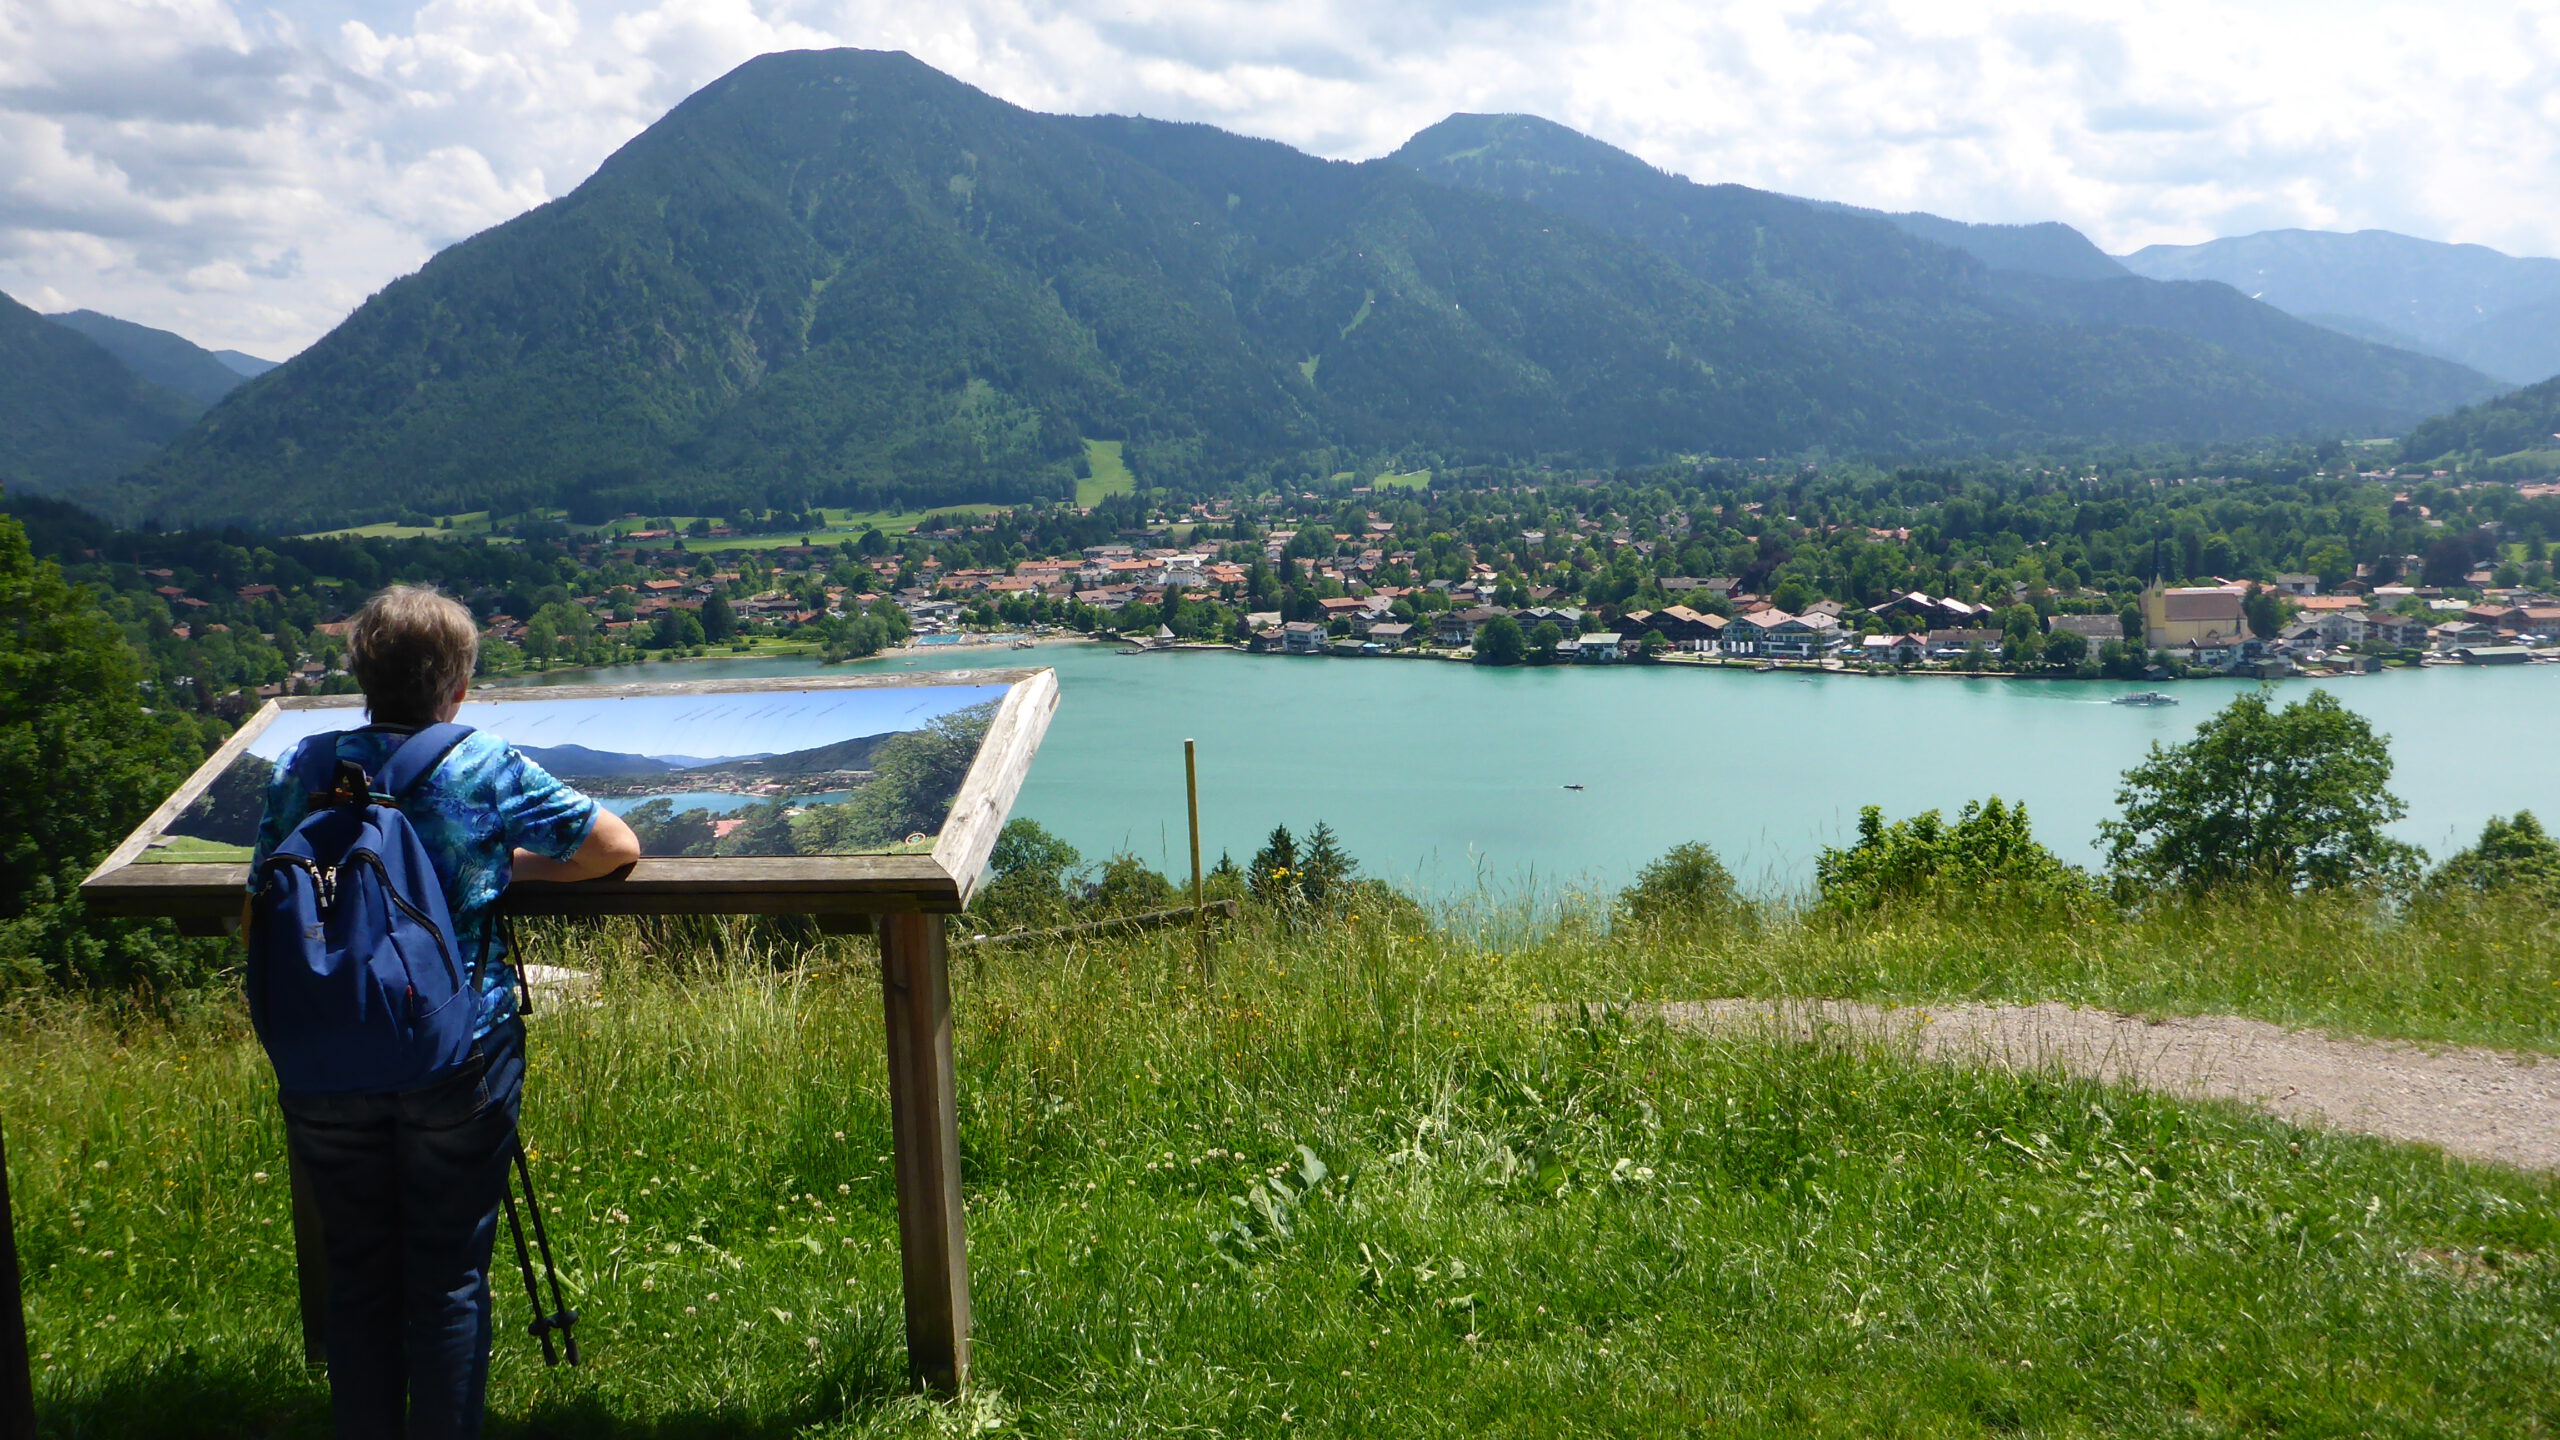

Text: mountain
xmin=2119 ymin=230 xmax=2560 ymax=385
xmin=718 ymin=733 xmax=891 ymax=779
xmin=2401 ymin=374 xmax=2560 ymax=464
xmin=0 ymin=288 xmax=198 ymax=499
xmin=517 ymin=743 xmax=683 ymax=778
xmin=1836 ymin=206 xmax=2130 ymax=281
xmin=213 ymin=349 xmax=278 ymax=379
xmin=44 ymin=310 xmax=253 ymax=410
xmin=1388 ymin=114 xmax=2495 ymax=439
xmin=104 ymin=53 xmax=2502 ymax=528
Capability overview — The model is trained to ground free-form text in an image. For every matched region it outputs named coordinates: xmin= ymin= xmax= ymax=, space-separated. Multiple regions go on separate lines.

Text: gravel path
xmin=1657 ymin=999 xmax=2560 ymax=1173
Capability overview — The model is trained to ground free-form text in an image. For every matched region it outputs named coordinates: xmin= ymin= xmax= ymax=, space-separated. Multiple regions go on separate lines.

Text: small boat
xmin=2113 ymin=690 xmax=2178 ymax=706
xmin=1563 ymin=784 xmax=1584 ymax=791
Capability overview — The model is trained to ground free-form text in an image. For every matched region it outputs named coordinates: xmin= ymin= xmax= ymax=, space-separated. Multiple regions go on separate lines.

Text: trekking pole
xmin=510 ymin=1143 xmax=582 ymax=1366
xmin=500 ymin=1178 xmax=558 ymax=1367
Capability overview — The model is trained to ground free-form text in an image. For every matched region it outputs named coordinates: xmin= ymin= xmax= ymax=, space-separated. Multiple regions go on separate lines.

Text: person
xmin=248 ymin=584 xmax=640 ymax=1438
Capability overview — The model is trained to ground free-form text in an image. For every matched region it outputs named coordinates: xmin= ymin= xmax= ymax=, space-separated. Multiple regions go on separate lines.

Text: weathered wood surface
xmin=877 ymin=914 xmax=972 ymax=1393
xmin=929 ymin=668 xmax=1060 ymax=910
xmin=80 ymin=855 xmax=964 ymax=918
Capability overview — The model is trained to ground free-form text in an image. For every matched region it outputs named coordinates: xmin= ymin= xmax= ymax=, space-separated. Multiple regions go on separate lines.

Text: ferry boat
xmin=2112 ymin=690 xmax=2179 ymax=707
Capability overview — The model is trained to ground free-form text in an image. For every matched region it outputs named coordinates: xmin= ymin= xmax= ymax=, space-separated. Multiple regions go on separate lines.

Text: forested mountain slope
xmin=105 ymin=52 xmax=2506 ymax=529
xmin=2402 ymin=374 xmax=2560 ymax=463
xmin=0 ymin=290 xmax=197 ymax=500
xmin=44 ymin=311 xmax=253 ymax=410
xmin=1389 ymin=114 xmax=2495 ymax=442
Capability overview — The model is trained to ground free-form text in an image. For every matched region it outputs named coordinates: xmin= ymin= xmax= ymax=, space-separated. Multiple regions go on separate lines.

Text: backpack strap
xmin=376 ymin=723 xmax=475 ymax=799
xmin=291 ymin=731 xmax=350 ymax=794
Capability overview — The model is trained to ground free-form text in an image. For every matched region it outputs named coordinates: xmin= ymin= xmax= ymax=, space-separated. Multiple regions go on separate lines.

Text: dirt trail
xmin=1657 ymin=1000 xmax=2560 ymax=1173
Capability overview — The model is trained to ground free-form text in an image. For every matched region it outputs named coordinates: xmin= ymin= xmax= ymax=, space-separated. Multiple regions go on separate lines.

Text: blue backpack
xmin=248 ymin=724 xmax=481 ymax=1095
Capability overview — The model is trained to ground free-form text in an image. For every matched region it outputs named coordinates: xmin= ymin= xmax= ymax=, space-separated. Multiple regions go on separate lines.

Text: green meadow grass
xmin=1078 ymin=442 xmax=1135 ymax=509
xmin=11 ymin=902 xmax=2560 ymax=1436
xmin=296 ymin=511 xmax=495 ymax=541
xmin=1369 ymin=470 xmax=1431 ymax=491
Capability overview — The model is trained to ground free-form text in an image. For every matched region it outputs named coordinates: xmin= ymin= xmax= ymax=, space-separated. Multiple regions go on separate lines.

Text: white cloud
xmin=1 ymin=0 xmax=2551 ymax=357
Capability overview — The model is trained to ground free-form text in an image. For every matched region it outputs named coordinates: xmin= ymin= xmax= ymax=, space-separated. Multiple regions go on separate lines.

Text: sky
xmin=246 ymin=684 xmax=1008 ymax=764
xmin=5 ymin=0 xmax=2557 ymax=359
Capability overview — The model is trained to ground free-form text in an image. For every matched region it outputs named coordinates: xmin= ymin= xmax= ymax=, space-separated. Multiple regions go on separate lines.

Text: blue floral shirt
xmin=252 ymin=726 xmax=600 ymax=1038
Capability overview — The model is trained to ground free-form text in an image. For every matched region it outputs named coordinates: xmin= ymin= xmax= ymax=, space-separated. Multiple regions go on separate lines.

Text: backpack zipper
xmin=344 ymin=849 xmax=462 ymax=997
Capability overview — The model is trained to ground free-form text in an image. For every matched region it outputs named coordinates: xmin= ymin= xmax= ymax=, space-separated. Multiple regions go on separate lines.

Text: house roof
xmin=2160 ymin=588 xmax=2245 ymax=621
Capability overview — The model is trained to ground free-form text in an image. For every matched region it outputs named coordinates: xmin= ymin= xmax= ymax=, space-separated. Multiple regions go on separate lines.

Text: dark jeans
xmin=281 ymin=1020 xmax=525 ymax=1440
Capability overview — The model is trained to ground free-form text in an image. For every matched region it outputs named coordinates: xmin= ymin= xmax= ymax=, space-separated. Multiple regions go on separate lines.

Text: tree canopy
xmin=2099 ymin=688 xmax=2412 ymax=893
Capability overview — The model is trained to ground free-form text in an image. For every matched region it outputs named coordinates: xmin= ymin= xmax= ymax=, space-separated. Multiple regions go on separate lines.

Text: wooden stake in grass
xmin=1185 ymin=738 xmax=1207 ymax=978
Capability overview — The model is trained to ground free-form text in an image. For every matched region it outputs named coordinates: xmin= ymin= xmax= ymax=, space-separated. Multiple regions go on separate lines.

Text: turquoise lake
xmin=512 ymin=647 xmax=2560 ymax=897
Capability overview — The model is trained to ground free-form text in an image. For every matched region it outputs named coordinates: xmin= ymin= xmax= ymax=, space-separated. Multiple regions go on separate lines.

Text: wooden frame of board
xmin=47 ymin=666 xmax=1062 ymax=1403
xmin=81 ymin=668 xmax=1059 ymax=926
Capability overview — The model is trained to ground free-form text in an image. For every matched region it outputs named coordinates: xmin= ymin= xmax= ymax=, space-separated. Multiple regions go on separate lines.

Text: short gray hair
xmin=348 ymin=585 xmax=478 ymax=725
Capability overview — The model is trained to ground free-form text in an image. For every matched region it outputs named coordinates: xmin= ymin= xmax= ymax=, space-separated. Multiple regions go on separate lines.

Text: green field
xmin=1079 ymin=439 xmax=1136 ymax=508
xmin=134 ymin=835 xmax=253 ymax=865
xmin=297 ymin=511 xmax=495 ymax=541
xmin=609 ymin=508 xmax=1001 ymax=554
xmin=12 ymin=893 xmax=2560 ymax=1435
xmin=1371 ymin=470 xmax=1432 ymax=491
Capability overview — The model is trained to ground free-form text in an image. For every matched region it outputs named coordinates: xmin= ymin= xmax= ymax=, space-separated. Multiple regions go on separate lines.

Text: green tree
xmin=2100 ymin=689 xmax=2414 ymax=893
xmin=2243 ymin=587 xmax=2285 ymax=640
xmin=2044 ymin=627 xmax=2088 ymax=668
xmin=1473 ymin=614 xmax=1526 ymax=665
xmin=1091 ymin=854 xmax=1177 ymax=914
xmin=2426 ymin=812 xmax=2560 ymax=898
xmin=1299 ymin=822 xmax=1356 ymax=907
xmin=1529 ymin=619 xmax=1565 ymax=658
xmin=1615 ymin=842 xmax=1739 ymax=927
xmin=0 ymin=512 xmax=222 ymax=989
xmin=700 ymin=591 xmax=738 ymax=643
xmin=976 ymin=818 xmax=1083 ymax=927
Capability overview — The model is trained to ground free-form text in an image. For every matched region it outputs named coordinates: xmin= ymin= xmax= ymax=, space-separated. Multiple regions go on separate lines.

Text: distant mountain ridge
xmin=44 ymin=310 xmax=261 ymax=409
xmin=521 ymin=733 xmax=889 ymax=784
xmin=20 ymin=53 xmax=2507 ymax=526
xmin=2120 ymin=229 xmax=2560 ymax=385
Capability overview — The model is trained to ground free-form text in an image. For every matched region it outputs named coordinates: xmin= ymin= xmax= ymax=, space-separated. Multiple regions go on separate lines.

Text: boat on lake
xmin=2113 ymin=690 xmax=2179 ymax=706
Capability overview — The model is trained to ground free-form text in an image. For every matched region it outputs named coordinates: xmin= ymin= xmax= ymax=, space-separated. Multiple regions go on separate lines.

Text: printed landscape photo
xmin=143 ymin=684 xmax=1007 ymax=863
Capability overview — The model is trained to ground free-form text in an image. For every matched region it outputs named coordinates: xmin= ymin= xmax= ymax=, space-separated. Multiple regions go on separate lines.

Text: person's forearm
xmin=512 ymin=847 xmax=624 ymax=883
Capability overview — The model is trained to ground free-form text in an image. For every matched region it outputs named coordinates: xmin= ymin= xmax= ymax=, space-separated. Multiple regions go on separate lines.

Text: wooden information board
xmin=30 ymin=667 xmax=1060 ymax=1416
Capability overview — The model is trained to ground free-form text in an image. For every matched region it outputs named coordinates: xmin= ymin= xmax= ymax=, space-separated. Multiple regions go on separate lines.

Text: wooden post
xmin=877 ymin=913 xmax=970 ymax=1393
xmin=287 ymin=1149 xmax=329 ymax=1366
xmin=0 ymin=1124 xmax=36 ymax=1440
xmin=1183 ymin=739 xmax=1206 ymax=975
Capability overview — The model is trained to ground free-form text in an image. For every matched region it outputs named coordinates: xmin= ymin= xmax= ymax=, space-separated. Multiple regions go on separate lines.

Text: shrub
xmin=1817 ymin=798 xmax=2088 ymax=914
xmin=1616 ymin=843 xmax=1740 ymax=928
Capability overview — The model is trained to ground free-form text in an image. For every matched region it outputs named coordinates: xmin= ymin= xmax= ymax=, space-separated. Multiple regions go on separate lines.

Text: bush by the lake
xmin=1814 ymin=796 xmax=2089 ymax=915
xmin=1613 ymin=841 xmax=1741 ymax=929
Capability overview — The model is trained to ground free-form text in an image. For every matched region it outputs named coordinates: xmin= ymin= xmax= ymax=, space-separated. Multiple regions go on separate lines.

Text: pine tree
xmin=1300 ymin=822 xmax=1356 ymax=906
xmin=1249 ymin=825 xmax=1299 ymax=906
